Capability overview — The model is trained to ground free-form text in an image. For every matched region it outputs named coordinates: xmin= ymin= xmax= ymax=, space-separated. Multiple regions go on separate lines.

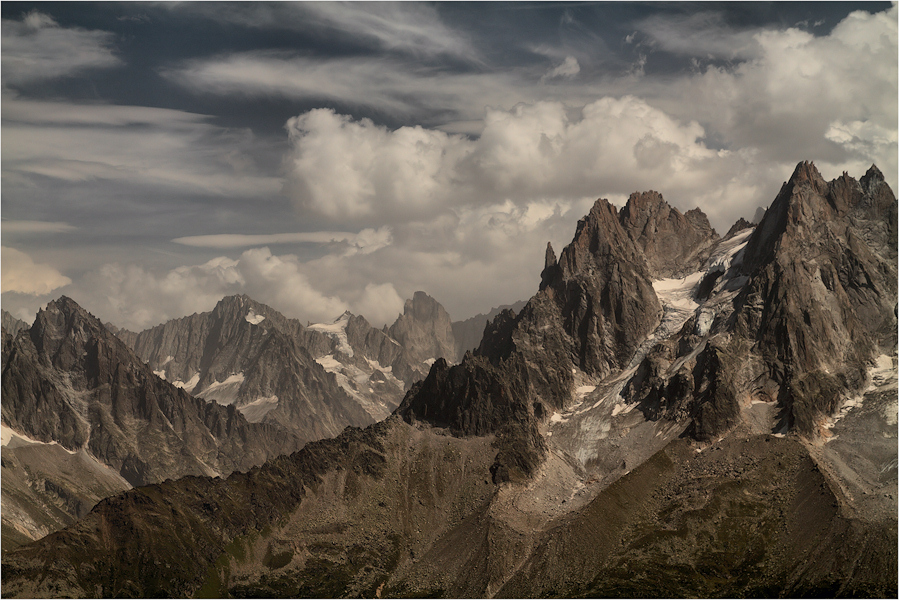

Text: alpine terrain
xmin=2 ymin=162 xmax=896 ymax=598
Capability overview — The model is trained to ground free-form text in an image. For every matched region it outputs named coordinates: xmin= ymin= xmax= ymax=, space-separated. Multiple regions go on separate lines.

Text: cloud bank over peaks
xmin=74 ymin=248 xmax=403 ymax=331
xmin=283 ymin=97 xmax=767 ymax=230
xmin=1 ymin=247 xmax=72 ymax=296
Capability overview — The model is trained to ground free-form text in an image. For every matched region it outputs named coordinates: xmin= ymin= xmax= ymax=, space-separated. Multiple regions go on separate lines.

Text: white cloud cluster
xmin=1 ymin=247 xmax=72 ymax=296
xmin=284 ymin=109 xmax=471 ymax=222
xmin=282 ymin=98 xmax=765 ymax=230
xmin=542 ymin=56 xmax=581 ymax=81
xmin=651 ymin=5 xmax=897 ymax=186
xmin=1 ymin=11 xmax=121 ymax=86
xmin=65 ymin=247 xmax=408 ymax=331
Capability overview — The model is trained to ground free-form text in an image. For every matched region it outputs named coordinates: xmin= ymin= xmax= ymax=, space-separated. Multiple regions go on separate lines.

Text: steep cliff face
xmin=124 ymin=292 xmax=460 ymax=433
xmin=451 ymin=300 xmax=527 ymax=362
xmin=621 ymin=163 xmax=897 ymax=443
xmin=1 ymin=310 xmax=29 ymax=338
xmin=733 ymin=163 xmax=897 ymax=433
xmin=618 ymin=190 xmax=720 ymax=278
xmin=386 ymin=291 xmax=457 ymax=383
xmin=1 ymin=297 xmax=302 ymax=546
xmin=126 ymin=296 xmax=382 ymax=435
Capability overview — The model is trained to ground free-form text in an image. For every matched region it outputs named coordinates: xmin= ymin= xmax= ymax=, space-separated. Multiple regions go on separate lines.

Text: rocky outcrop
xmin=1 ymin=310 xmax=29 ymax=338
xmin=617 ymin=190 xmax=720 ymax=278
xmin=734 ymin=162 xmax=897 ymax=433
xmin=623 ymin=162 xmax=897 ymax=441
xmin=451 ymin=300 xmax=527 ymax=362
xmin=400 ymin=197 xmax=665 ymax=480
xmin=387 ymin=291 xmax=456 ymax=383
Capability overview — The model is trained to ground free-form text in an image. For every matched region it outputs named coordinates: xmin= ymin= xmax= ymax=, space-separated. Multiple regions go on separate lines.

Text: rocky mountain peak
xmin=552 ymin=198 xmax=644 ymax=283
xmin=787 ymin=159 xmax=828 ymax=191
xmin=1 ymin=310 xmax=29 ymax=337
xmin=29 ymin=296 xmax=118 ymax=373
xmin=861 ymin=163 xmax=885 ymax=189
xmin=618 ymin=190 xmax=719 ymax=278
xmin=388 ymin=291 xmax=455 ymax=365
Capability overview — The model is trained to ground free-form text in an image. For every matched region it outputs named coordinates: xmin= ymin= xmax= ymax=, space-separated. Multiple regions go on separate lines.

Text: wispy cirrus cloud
xmin=1 ymin=220 xmax=76 ymax=234
xmin=166 ymin=2 xmax=481 ymax=63
xmin=172 ymin=227 xmax=393 ymax=256
xmin=1 ymin=10 xmax=121 ymax=87
xmin=2 ymin=97 xmax=280 ymax=198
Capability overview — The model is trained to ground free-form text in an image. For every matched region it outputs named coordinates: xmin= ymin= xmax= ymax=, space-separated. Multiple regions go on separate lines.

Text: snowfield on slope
xmin=309 ymin=312 xmax=354 ymax=356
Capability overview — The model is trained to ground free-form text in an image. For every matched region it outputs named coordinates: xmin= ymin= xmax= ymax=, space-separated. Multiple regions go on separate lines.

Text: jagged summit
xmin=387 ymin=290 xmax=455 ymax=372
xmin=618 ymin=190 xmax=719 ymax=278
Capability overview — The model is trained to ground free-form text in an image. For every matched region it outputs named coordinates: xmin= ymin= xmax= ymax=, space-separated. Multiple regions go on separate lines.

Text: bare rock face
xmin=618 ymin=190 xmax=720 ymax=278
xmin=400 ymin=197 xmax=665 ymax=480
xmin=387 ymin=291 xmax=456 ymax=382
xmin=624 ymin=161 xmax=897 ymax=440
xmin=451 ymin=299 xmax=527 ymax=362
xmin=1 ymin=296 xmax=302 ymax=546
xmin=126 ymin=295 xmax=380 ymax=436
xmin=734 ymin=162 xmax=897 ymax=433
xmin=1 ymin=310 xmax=29 ymax=338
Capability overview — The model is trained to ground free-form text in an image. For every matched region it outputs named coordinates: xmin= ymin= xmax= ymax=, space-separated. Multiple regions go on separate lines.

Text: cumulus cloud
xmin=1 ymin=247 xmax=72 ymax=295
xmin=652 ymin=4 xmax=897 ymax=188
xmin=542 ymin=56 xmax=580 ymax=81
xmin=282 ymin=98 xmax=768 ymax=229
xmin=76 ymin=249 xmax=349 ymax=331
xmin=283 ymin=109 xmax=472 ymax=223
xmin=1 ymin=10 xmax=121 ymax=86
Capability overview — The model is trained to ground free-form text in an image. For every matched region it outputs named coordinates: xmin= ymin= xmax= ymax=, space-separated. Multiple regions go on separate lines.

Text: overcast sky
xmin=2 ymin=1 xmax=896 ymax=330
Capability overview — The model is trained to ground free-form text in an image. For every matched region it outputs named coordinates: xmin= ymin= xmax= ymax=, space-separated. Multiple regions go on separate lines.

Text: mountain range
xmin=2 ymin=286 xmax=515 ymax=549
xmin=2 ymin=162 xmax=896 ymax=598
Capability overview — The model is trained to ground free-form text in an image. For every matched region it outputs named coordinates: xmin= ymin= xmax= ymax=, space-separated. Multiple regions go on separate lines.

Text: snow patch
xmin=172 ymin=373 xmax=200 ymax=393
xmin=309 ymin=312 xmax=354 ymax=357
xmin=550 ymin=412 xmax=568 ymax=424
xmin=867 ymin=354 xmax=896 ymax=392
xmin=195 ymin=373 xmax=245 ymax=406
xmin=316 ymin=354 xmax=395 ymax=420
xmin=611 ymin=402 xmax=638 ymax=417
xmin=316 ymin=354 xmax=342 ymax=370
xmin=153 ymin=370 xmax=167 ymax=380
xmin=708 ymin=228 xmax=753 ymax=272
xmin=245 ymin=309 xmax=265 ymax=325
xmin=826 ymin=354 xmax=898 ymax=435
xmin=423 ymin=358 xmax=437 ymax=367
xmin=694 ymin=310 xmax=714 ymax=337
xmin=576 ymin=385 xmax=596 ymax=397
xmin=239 ymin=395 xmax=279 ymax=422
xmin=1 ymin=424 xmax=77 ymax=454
